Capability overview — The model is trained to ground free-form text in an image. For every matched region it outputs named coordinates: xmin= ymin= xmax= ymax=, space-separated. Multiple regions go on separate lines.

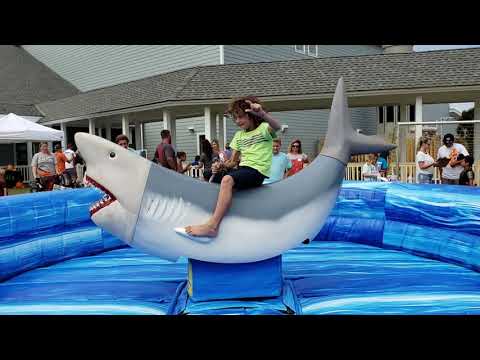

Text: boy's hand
xmin=244 ymin=99 xmax=266 ymax=118
xmin=211 ymin=162 xmax=223 ymax=174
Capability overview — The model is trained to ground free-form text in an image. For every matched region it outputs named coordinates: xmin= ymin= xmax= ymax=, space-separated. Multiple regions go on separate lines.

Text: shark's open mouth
xmin=85 ymin=175 xmax=117 ymax=216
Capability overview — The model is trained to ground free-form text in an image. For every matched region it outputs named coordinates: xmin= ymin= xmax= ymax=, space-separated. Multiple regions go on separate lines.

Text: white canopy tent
xmin=0 ymin=113 xmax=63 ymax=143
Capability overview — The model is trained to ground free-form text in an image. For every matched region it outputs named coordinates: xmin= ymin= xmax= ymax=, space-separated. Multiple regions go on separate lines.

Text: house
xmin=0 ymin=45 xmax=78 ymax=167
xmin=21 ymin=45 xmax=389 ymax=161
xmin=3 ymin=45 xmax=477 ymax=179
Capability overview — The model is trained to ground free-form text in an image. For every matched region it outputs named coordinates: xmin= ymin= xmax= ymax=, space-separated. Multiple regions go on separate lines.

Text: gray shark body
xmin=75 ymin=78 xmax=395 ymax=263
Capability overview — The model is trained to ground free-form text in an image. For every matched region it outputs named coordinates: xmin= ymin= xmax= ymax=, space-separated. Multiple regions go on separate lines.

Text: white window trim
xmin=294 ymin=45 xmax=306 ymax=54
xmin=219 ymin=45 xmax=224 ymax=65
xmin=307 ymin=45 xmax=318 ymax=57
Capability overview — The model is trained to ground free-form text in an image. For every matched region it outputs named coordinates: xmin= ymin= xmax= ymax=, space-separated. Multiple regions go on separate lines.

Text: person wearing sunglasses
xmin=437 ymin=133 xmax=469 ymax=185
xmin=287 ymin=139 xmax=310 ymax=177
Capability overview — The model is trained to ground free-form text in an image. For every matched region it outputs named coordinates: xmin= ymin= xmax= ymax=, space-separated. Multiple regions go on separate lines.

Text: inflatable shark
xmin=75 ymin=78 xmax=395 ymax=263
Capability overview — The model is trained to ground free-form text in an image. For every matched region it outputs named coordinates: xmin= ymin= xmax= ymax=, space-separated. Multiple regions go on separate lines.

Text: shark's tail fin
xmin=320 ymin=77 xmax=396 ymax=164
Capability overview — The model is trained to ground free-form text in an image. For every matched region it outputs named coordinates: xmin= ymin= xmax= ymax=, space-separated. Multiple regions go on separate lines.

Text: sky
xmin=414 ymin=45 xmax=480 ymax=113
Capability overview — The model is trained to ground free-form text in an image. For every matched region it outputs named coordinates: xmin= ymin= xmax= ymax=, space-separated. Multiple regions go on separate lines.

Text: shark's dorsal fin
xmin=320 ymin=77 xmax=396 ymax=164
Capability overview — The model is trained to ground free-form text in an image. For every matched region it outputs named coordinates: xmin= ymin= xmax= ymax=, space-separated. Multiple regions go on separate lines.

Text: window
xmin=386 ymin=106 xmax=394 ymax=123
xmin=378 ymin=106 xmax=384 ymax=124
xmin=409 ymin=105 xmax=416 ymax=122
xmin=294 ymin=45 xmax=306 ymax=54
xmin=307 ymin=45 xmax=318 ymax=57
xmin=15 ymin=143 xmax=28 ymax=166
xmin=197 ymin=134 xmax=206 ymax=156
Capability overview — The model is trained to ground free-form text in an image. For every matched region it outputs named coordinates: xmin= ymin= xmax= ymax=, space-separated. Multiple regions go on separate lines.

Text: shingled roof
xmin=0 ymin=46 xmax=79 ymax=116
xmin=36 ymin=48 xmax=480 ymax=122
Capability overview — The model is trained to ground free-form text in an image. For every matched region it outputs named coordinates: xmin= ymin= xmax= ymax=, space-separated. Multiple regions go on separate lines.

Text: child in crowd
xmin=191 ymin=155 xmax=201 ymax=167
xmin=176 ymin=151 xmax=192 ymax=174
xmin=177 ymin=96 xmax=281 ymax=239
xmin=458 ymin=154 xmax=475 ymax=186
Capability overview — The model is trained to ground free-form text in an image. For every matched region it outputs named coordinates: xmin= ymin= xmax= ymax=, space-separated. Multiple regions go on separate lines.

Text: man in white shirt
xmin=437 ymin=133 xmax=469 ymax=185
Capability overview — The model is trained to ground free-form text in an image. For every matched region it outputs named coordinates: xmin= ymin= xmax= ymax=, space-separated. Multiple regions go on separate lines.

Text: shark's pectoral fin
xmin=174 ymin=227 xmax=214 ymax=244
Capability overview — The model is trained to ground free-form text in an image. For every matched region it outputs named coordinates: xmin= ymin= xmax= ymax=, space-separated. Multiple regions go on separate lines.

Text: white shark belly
xmin=131 ymin=166 xmax=343 ymax=263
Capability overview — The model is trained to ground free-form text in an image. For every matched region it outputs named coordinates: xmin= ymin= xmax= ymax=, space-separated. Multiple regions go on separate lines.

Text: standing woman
xmin=287 ymin=139 xmax=309 ymax=177
xmin=199 ymin=139 xmax=219 ymax=181
xmin=416 ymin=137 xmax=436 ymax=184
xmin=212 ymin=139 xmax=232 ymax=163
xmin=31 ymin=142 xmax=57 ymax=191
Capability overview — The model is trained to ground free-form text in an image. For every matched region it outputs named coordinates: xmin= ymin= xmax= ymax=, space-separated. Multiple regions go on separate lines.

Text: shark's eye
xmin=109 ymin=151 xmax=116 ymax=159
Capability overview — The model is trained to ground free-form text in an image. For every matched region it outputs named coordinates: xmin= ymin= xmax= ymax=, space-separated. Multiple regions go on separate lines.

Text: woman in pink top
xmin=287 ymin=138 xmax=309 ymax=177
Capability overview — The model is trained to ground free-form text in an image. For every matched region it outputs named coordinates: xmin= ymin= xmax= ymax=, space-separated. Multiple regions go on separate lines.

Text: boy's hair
xmin=194 ymin=155 xmax=201 ymax=161
xmin=225 ymin=96 xmax=266 ymax=128
xmin=115 ymin=134 xmax=129 ymax=144
xmin=161 ymin=130 xmax=170 ymax=139
xmin=177 ymin=151 xmax=186 ymax=159
xmin=273 ymin=138 xmax=281 ymax=145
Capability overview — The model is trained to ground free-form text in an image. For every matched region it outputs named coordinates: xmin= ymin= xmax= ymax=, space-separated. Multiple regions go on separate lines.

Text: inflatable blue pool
xmin=1 ymin=182 xmax=480 ymax=315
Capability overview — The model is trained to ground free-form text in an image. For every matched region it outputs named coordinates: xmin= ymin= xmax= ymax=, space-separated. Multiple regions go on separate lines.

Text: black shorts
xmin=211 ymin=166 xmax=266 ymax=190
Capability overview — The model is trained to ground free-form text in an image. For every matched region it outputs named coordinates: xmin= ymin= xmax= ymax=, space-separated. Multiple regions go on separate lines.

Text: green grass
xmin=6 ymin=187 xmax=32 ymax=196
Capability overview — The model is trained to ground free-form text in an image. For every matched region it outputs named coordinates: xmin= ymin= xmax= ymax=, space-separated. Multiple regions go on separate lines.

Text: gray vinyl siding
xmin=143 ymin=117 xmax=206 ymax=162
xmin=143 ymin=120 xmax=164 ymax=161
xmin=423 ymin=104 xmax=450 ymax=121
xmin=22 ymin=45 xmax=220 ymax=92
xmin=175 ymin=117 xmax=208 ymax=161
xmin=223 ymin=45 xmax=383 ymax=64
xmin=423 ymin=104 xmax=456 ymax=136
xmin=226 ymin=107 xmax=377 ymax=160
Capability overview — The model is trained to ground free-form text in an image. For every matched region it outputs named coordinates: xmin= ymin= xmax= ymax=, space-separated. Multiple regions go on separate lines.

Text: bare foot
xmin=185 ymin=223 xmax=218 ymax=237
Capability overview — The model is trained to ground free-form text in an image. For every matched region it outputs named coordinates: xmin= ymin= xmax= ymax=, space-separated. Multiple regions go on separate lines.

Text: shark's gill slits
xmin=85 ymin=175 xmax=117 ymax=215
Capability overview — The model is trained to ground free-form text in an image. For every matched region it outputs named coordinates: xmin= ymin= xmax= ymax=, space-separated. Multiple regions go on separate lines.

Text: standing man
xmin=437 ymin=133 xmax=469 ymax=185
xmin=263 ymin=138 xmax=292 ymax=184
xmin=153 ymin=130 xmax=177 ymax=171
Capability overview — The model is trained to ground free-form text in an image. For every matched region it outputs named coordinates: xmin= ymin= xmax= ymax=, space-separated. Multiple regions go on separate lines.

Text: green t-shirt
xmin=230 ymin=122 xmax=277 ymax=177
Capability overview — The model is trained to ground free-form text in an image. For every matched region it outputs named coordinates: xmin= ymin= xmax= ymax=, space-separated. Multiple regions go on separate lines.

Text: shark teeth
xmin=85 ymin=175 xmax=117 ymax=216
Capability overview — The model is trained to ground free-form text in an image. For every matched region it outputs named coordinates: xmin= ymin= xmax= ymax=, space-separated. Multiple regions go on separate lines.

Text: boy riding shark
xmin=76 ymin=78 xmax=395 ymax=263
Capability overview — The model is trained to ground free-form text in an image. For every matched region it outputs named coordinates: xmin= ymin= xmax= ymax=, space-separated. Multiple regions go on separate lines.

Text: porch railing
xmin=345 ymin=162 xmax=479 ymax=185
xmin=12 ymin=162 xmax=478 ymax=186
xmin=16 ymin=165 xmax=33 ymax=183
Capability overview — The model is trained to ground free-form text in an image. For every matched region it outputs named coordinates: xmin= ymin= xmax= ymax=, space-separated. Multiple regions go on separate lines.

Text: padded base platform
xmin=187 ymin=256 xmax=283 ymax=302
